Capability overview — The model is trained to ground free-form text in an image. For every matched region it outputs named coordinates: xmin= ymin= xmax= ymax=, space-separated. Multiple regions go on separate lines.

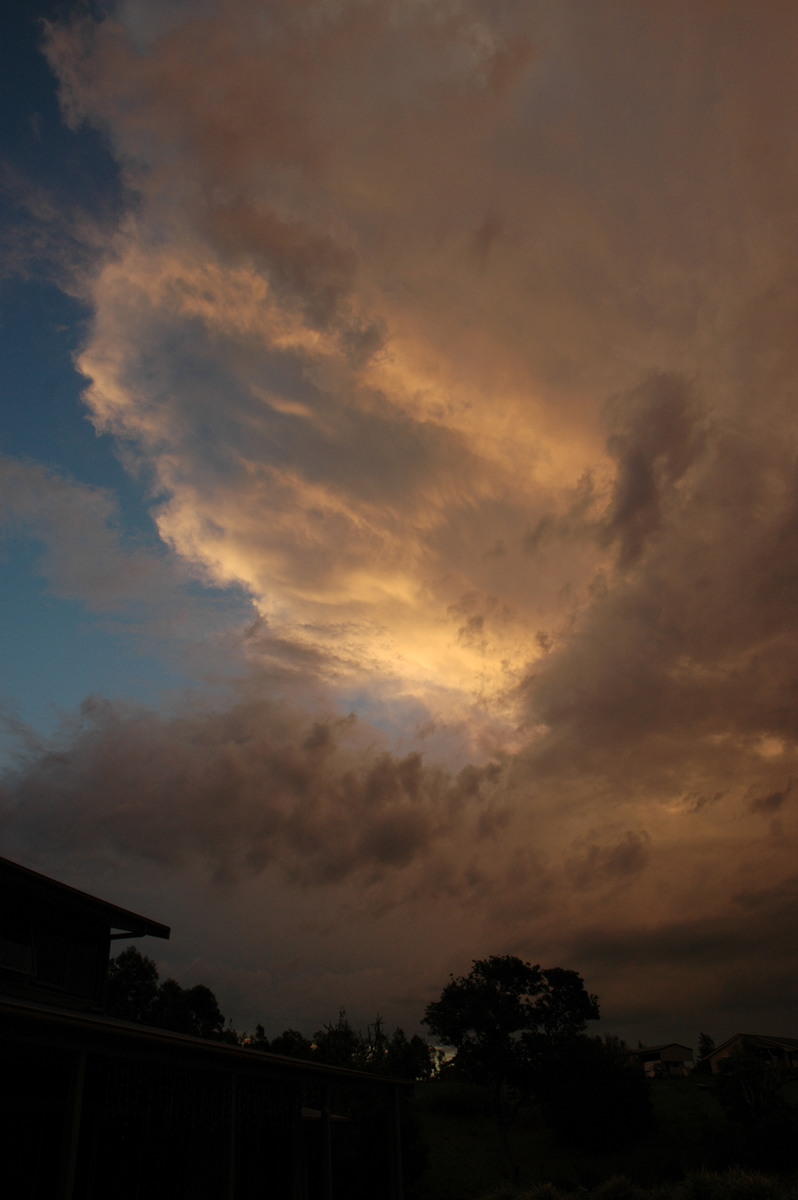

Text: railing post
xmin=390 ymin=1086 xmax=404 ymax=1200
xmin=59 ymin=1050 xmax=86 ymax=1200
xmin=320 ymin=1084 xmax=332 ymax=1200
xmin=228 ymin=1073 xmax=237 ymax=1200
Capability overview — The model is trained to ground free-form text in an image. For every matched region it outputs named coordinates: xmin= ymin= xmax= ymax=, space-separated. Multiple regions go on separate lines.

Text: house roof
xmin=630 ymin=1043 xmax=693 ymax=1056
xmin=708 ymin=1033 xmax=798 ymax=1057
xmin=1 ymin=994 xmax=413 ymax=1089
xmin=0 ymin=856 xmax=170 ymax=941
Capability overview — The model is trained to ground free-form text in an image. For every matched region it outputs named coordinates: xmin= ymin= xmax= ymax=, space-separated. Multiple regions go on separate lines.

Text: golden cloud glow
xmin=8 ymin=0 xmax=798 ymax=1040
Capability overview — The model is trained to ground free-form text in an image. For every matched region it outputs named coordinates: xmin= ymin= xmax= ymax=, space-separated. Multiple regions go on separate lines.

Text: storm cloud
xmin=3 ymin=0 xmax=798 ymax=1041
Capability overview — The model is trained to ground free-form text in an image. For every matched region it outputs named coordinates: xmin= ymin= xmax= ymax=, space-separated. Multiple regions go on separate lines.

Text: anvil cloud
xmin=3 ymin=0 xmax=798 ymax=1043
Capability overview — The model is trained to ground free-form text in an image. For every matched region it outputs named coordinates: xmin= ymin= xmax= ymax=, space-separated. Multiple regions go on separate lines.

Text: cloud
xmin=0 ymin=455 xmax=167 ymax=611
xmin=748 ymin=780 xmax=794 ymax=816
xmin=566 ymin=831 xmax=650 ymax=892
xmin=564 ymin=870 xmax=798 ymax=1035
xmin=40 ymin=1 xmax=615 ymax=735
xmin=0 ymin=692 xmax=505 ymax=887
xmin=5 ymin=0 xmax=798 ymax=1040
xmin=0 ymin=454 xmax=256 ymax=714
xmin=602 ymin=373 xmax=706 ymax=567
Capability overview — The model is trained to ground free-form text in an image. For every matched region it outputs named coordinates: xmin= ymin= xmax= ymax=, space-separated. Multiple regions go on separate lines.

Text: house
xmin=0 ymin=856 xmax=409 ymax=1200
xmin=0 ymin=854 xmax=170 ymax=1011
xmin=628 ymin=1042 xmax=694 ymax=1077
xmin=706 ymin=1033 xmax=798 ymax=1074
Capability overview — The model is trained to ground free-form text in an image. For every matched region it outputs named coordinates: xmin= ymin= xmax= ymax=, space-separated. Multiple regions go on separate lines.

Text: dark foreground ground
xmin=409 ymin=1076 xmax=798 ymax=1200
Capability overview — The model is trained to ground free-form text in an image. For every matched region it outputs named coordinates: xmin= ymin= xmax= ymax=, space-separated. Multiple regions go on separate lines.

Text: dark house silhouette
xmin=0 ymin=857 xmax=408 ymax=1200
xmin=0 ymin=854 xmax=170 ymax=1011
xmin=628 ymin=1042 xmax=694 ymax=1078
xmin=707 ymin=1033 xmax=798 ymax=1074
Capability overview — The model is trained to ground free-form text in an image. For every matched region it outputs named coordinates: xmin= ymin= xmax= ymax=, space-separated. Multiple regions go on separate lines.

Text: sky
xmin=2 ymin=0 xmax=798 ymax=1050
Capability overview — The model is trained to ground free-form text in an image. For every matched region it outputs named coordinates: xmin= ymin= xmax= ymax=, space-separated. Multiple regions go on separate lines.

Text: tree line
xmin=106 ymin=948 xmax=650 ymax=1183
xmin=106 ymin=948 xmax=798 ymax=1181
xmin=423 ymin=955 xmax=650 ymax=1183
xmin=106 ymin=945 xmax=437 ymax=1080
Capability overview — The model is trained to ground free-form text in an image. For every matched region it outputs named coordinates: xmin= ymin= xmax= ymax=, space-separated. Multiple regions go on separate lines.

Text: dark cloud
xmin=470 ymin=210 xmax=503 ymax=271
xmin=603 ymin=372 xmax=705 ymax=567
xmin=567 ymin=831 xmax=649 ymax=892
xmin=682 ymin=791 xmax=726 ymax=815
xmin=732 ymin=874 xmax=798 ymax=914
xmin=0 ymin=694 xmax=503 ymax=887
xmin=564 ymin=879 xmax=798 ymax=1037
xmin=515 ymin=355 xmax=798 ymax=785
xmin=204 ymin=201 xmax=362 ymax=333
xmin=748 ymin=780 xmax=794 ymax=815
xmin=8 ymin=0 xmax=798 ymax=1040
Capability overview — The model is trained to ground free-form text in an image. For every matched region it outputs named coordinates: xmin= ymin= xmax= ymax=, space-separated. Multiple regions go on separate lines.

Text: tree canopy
xmin=106 ymin=944 xmax=160 ymax=1024
xmin=310 ymin=1010 xmax=436 ymax=1080
xmin=106 ymin=951 xmax=435 ymax=1080
xmin=423 ymin=955 xmax=599 ymax=1088
xmin=423 ymin=955 xmax=600 ymax=1184
xmin=106 ymin=946 xmax=226 ymax=1039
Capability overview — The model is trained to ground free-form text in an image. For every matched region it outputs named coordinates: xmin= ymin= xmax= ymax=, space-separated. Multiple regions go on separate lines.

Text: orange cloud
xmin=8 ymin=0 xmax=798 ymax=1040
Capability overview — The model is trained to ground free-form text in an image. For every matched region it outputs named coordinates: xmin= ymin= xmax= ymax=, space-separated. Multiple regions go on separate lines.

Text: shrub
xmin=591 ymin=1178 xmax=648 ymax=1200
xmin=525 ymin=1185 xmax=576 ymax=1200
xmin=478 ymin=1187 xmax=571 ymax=1200
xmin=680 ymin=1168 xmax=785 ymax=1200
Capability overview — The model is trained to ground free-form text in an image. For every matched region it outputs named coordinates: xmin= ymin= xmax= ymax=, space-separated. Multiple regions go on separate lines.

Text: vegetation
xmin=423 ymin=956 xmax=600 ymax=1085
xmin=533 ymin=1034 xmax=652 ymax=1152
xmin=413 ymin=1073 xmax=652 ymax=1199
xmin=696 ymin=1034 xmax=716 ymax=1075
xmin=473 ymin=1171 xmax=798 ymax=1200
xmin=411 ymin=1072 xmax=798 ymax=1200
xmin=423 ymin=956 xmax=614 ymax=1184
xmin=105 ymin=947 xmax=436 ymax=1078
xmin=713 ymin=1051 xmax=798 ymax=1173
xmin=106 ymin=945 xmax=230 ymax=1039
xmin=106 ymin=949 xmax=798 ymax=1197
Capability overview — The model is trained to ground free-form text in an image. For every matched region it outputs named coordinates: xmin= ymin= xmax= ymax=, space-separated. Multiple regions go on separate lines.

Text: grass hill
xmin=410 ymin=1075 xmax=798 ymax=1200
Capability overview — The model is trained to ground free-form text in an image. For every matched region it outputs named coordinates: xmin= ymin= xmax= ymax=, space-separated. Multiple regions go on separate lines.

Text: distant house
xmin=629 ymin=1043 xmax=694 ymax=1077
xmin=706 ymin=1033 xmax=798 ymax=1074
xmin=0 ymin=856 xmax=409 ymax=1200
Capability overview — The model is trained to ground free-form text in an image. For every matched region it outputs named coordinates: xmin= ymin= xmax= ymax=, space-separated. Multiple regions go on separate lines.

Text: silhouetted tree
xmin=313 ymin=1009 xmax=366 ymax=1067
xmin=357 ymin=1018 xmax=439 ymax=1080
xmin=714 ymin=1049 xmax=798 ymax=1170
xmin=150 ymin=978 xmax=225 ymax=1038
xmin=269 ymin=1028 xmax=314 ymax=1058
xmin=384 ymin=1028 xmax=439 ymax=1081
xmin=106 ymin=945 xmax=159 ymax=1023
xmin=364 ymin=1015 xmax=390 ymax=1068
xmin=533 ymin=966 xmax=603 ymax=1042
xmin=423 ymin=955 xmax=599 ymax=1183
xmin=423 ymin=956 xmax=599 ymax=1089
xmin=695 ymin=1032 xmax=716 ymax=1074
xmin=106 ymin=946 xmax=226 ymax=1039
xmin=242 ymin=1023 xmax=271 ymax=1049
xmin=245 ymin=1014 xmax=436 ymax=1080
